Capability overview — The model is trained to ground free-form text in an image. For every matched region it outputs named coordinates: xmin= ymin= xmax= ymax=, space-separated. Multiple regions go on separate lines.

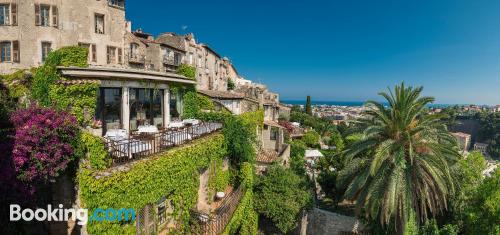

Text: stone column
xmin=164 ymin=87 xmax=170 ymax=127
xmin=122 ymin=87 xmax=130 ymax=133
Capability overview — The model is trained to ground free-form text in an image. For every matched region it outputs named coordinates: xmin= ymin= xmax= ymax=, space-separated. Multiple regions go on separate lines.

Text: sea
xmin=282 ymin=100 xmax=457 ymax=108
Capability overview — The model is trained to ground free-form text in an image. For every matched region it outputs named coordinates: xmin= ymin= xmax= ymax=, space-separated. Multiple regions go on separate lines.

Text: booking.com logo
xmin=10 ymin=204 xmax=135 ymax=225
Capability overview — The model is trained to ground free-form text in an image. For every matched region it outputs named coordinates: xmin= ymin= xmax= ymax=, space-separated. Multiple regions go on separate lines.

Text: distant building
xmin=452 ymin=132 xmax=471 ymax=152
xmin=474 ymin=142 xmax=489 ymax=156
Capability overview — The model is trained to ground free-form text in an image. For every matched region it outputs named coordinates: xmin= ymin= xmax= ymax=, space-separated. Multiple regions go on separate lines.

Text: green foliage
xmin=420 ymin=219 xmax=459 ymax=235
xmin=221 ymin=110 xmax=263 ymax=168
xmin=227 ymin=79 xmax=235 ymax=90
xmin=305 ymin=95 xmax=312 ymax=115
xmin=254 ymin=164 xmax=312 ymax=233
xmin=196 ymin=111 xmax=232 ymax=123
xmin=207 ymin=158 xmax=231 ymax=199
xmin=78 ymin=134 xmax=227 ymax=234
xmin=75 ymin=131 xmax=111 ymax=170
xmin=302 ymin=130 xmax=320 ymax=148
xmin=182 ymin=91 xmax=215 ymax=119
xmin=478 ymin=112 xmax=500 ymax=158
xmin=0 ymin=69 xmax=33 ymax=100
xmin=328 ymin=130 xmax=345 ymax=152
xmin=222 ymin=163 xmax=258 ymax=235
xmin=316 ymin=151 xmax=346 ymax=205
xmin=223 ymin=116 xmax=257 ymax=167
xmin=338 ymin=83 xmax=460 ymax=234
xmin=31 ymin=46 xmax=89 ymax=107
xmin=176 ymin=64 xmax=196 ymax=80
xmin=48 ymin=83 xmax=99 ymax=125
xmin=462 ymin=169 xmax=500 ymax=234
xmin=290 ymin=140 xmax=307 ymax=175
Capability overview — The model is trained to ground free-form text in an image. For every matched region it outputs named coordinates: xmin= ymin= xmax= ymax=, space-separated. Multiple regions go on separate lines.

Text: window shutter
xmin=12 ymin=41 xmax=19 ymax=62
xmin=35 ymin=4 xmax=40 ymax=26
xmin=52 ymin=6 xmax=58 ymax=27
xmin=118 ymin=48 xmax=122 ymax=64
xmin=92 ymin=44 xmax=97 ymax=62
xmin=11 ymin=3 xmax=17 ymax=26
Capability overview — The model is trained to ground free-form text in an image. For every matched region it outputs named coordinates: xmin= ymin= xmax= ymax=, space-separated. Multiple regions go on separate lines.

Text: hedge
xmin=78 ymin=133 xmax=227 ymax=234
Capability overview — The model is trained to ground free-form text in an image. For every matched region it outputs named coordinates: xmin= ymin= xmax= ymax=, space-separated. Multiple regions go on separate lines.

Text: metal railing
xmin=162 ymin=56 xmax=181 ymax=66
xmin=105 ymin=122 xmax=223 ymax=166
xmin=191 ymin=184 xmax=245 ymax=235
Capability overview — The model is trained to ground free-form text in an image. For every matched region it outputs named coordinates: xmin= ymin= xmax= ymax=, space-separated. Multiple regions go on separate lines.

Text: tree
xmin=302 ymin=130 xmax=320 ymax=148
xmin=462 ymin=169 xmax=500 ymax=234
xmin=254 ymin=164 xmax=312 ymax=233
xmin=223 ymin=116 xmax=256 ymax=167
xmin=305 ymin=95 xmax=312 ymax=115
xmin=337 ymin=83 xmax=460 ymax=234
xmin=227 ymin=79 xmax=235 ymax=90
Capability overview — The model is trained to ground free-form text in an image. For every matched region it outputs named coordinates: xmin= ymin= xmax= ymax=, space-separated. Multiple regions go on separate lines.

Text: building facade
xmin=0 ymin=0 xmax=127 ymax=74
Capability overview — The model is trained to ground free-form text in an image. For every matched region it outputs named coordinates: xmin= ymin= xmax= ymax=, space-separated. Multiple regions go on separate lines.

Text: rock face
xmin=305 ymin=208 xmax=364 ymax=235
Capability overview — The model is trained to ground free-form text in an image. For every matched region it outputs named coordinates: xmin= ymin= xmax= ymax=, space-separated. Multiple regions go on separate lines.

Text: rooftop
xmin=198 ymin=90 xmax=244 ymax=99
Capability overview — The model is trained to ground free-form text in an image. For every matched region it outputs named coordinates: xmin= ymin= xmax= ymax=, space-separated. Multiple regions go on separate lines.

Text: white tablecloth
xmin=168 ymin=121 xmax=184 ymax=128
xmin=114 ymin=139 xmax=152 ymax=158
xmin=183 ymin=119 xmax=200 ymax=125
xmin=137 ymin=125 xmax=158 ymax=134
xmin=105 ymin=129 xmax=128 ymax=141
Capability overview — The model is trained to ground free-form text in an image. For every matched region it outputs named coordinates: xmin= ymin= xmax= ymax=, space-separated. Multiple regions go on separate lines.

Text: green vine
xmin=207 ymin=159 xmax=231 ymax=202
xmin=31 ymin=46 xmax=88 ymax=107
xmin=182 ymin=91 xmax=215 ymax=119
xmin=78 ymin=134 xmax=227 ymax=234
xmin=222 ymin=163 xmax=258 ymax=235
xmin=75 ymin=131 xmax=111 ymax=170
xmin=48 ymin=83 xmax=99 ymax=126
xmin=176 ymin=64 xmax=196 ymax=80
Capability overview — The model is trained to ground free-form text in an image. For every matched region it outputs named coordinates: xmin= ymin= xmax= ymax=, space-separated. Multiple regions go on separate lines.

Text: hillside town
xmin=1 ymin=1 xmax=499 ymax=235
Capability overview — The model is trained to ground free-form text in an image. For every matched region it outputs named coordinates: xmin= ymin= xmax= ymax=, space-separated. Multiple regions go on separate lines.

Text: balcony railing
xmin=191 ymin=184 xmax=245 ymax=235
xmin=105 ymin=122 xmax=223 ymax=166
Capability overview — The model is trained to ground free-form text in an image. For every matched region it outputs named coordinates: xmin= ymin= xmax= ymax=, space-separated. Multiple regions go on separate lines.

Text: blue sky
xmin=126 ymin=0 xmax=500 ymax=105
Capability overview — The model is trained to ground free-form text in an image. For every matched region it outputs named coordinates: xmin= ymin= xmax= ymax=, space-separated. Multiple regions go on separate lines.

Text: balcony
xmin=105 ymin=122 xmax=223 ymax=166
xmin=108 ymin=0 xmax=125 ymax=9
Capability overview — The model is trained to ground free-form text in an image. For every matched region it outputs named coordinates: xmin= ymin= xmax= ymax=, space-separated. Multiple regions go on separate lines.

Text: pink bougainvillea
xmin=10 ymin=105 xmax=79 ymax=182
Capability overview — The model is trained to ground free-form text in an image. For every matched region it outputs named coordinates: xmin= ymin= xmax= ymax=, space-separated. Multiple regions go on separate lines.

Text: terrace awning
xmin=57 ymin=66 xmax=196 ymax=85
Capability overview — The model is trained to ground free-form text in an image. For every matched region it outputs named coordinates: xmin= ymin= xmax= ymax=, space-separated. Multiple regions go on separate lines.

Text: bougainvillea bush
xmin=10 ymin=105 xmax=79 ymax=182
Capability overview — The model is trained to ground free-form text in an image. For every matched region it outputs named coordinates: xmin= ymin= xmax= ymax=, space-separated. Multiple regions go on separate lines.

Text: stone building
xmin=0 ymin=0 xmax=127 ymax=74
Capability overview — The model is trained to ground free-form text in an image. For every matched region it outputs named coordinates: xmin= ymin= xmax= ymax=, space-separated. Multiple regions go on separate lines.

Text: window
xmin=0 ymin=42 xmax=11 ymax=62
xmin=130 ymin=43 xmax=139 ymax=57
xmin=174 ymin=52 xmax=181 ymax=65
xmin=79 ymin=43 xmax=97 ymax=63
xmin=117 ymin=48 xmax=123 ymax=64
xmin=107 ymin=46 xmax=116 ymax=64
xmin=270 ymin=127 xmax=279 ymax=141
xmin=96 ymin=88 xmax=122 ymax=135
xmin=108 ymin=0 xmax=125 ymax=8
xmin=129 ymin=88 xmax=163 ymax=130
xmin=41 ymin=42 xmax=52 ymax=62
xmin=0 ymin=41 xmax=19 ymax=63
xmin=35 ymin=4 xmax=56 ymax=27
xmin=0 ymin=4 xmax=10 ymax=25
xmin=95 ymin=14 xmax=105 ymax=34
xmin=40 ymin=5 xmax=50 ymax=26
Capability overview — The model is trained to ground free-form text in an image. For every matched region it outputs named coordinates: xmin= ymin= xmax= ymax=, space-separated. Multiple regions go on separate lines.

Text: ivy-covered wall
xmin=222 ymin=163 xmax=258 ymax=235
xmin=77 ymin=133 xmax=227 ymax=234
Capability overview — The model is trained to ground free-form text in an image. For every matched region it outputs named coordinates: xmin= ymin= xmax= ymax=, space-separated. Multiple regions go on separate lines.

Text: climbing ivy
xmin=176 ymin=64 xmax=196 ymax=80
xmin=182 ymin=91 xmax=215 ymax=119
xmin=222 ymin=163 xmax=258 ymax=235
xmin=48 ymin=83 xmax=99 ymax=126
xmin=78 ymin=134 xmax=227 ymax=234
xmin=207 ymin=158 xmax=231 ymax=202
xmin=75 ymin=131 xmax=111 ymax=170
xmin=31 ymin=46 xmax=89 ymax=108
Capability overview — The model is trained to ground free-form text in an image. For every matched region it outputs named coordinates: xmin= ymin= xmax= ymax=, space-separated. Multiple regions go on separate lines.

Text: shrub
xmin=10 ymin=105 xmax=79 ymax=182
xmin=76 ymin=132 xmax=111 ymax=170
xmin=227 ymin=79 xmax=235 ymax=90
xmin=254 ymin=164 xmax=313 ymax=233
xmin=176 ymin=64 xmax=196 ymax=80
xmin=223 ymin=116 xmax=257 ymax=167
xmin=302 ymin=130 xmax=320 ymax=147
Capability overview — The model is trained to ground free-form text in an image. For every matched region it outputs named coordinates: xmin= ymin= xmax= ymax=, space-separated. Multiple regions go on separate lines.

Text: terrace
xmin=105 ymin=121 xmax=223 ymax=165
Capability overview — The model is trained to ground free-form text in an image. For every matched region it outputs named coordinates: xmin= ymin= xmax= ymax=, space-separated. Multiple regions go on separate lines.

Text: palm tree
xmin=337 ymin=83 xmax=460 ymax=234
